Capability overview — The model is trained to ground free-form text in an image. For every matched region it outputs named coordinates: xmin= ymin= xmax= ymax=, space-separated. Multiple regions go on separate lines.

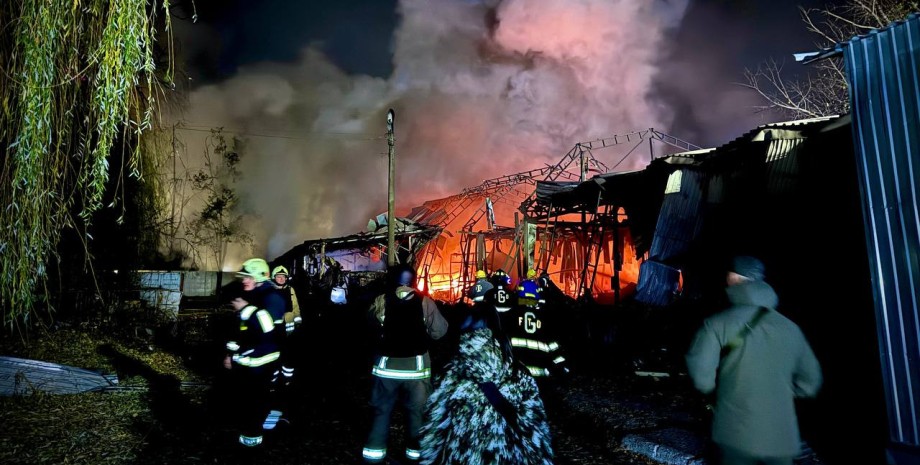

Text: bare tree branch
xmin=823 ymin=9 xmax=880 ymax=31
xmin=745 ymin=0 xmax=914 ymax=120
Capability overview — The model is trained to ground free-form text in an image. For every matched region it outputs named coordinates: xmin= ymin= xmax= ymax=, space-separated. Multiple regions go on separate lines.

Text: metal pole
xmin=386 ymin=109 xmax=397 ymax=267
xmin=613 ymin=213 xmax=621 ymax=305
xmin=537 ymin=203 xmax=553 ymax=272
xmin=319 ymin=241 xmax=326 ymax=278
xmin=588 ymin=204 xmax=608 ymax=299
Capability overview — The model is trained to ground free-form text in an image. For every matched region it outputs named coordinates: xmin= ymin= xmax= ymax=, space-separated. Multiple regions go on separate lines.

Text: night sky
xmin=175 ymin=0 xmax=399 ymax=81
xmin=178 ymin=0 xmax=829 ymax=79
xmin=174 ymin=0 xmax=842 ymax=147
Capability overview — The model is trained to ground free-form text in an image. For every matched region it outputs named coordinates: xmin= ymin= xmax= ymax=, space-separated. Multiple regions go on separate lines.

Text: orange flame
xmin=415 ymin=225 xmax=642 ymax=303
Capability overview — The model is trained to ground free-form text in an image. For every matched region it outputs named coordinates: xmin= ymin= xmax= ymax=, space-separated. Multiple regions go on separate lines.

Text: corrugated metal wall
xmin=635 ymin=169 xmax=705 ymax=306
xmin=647 ymin=169 xmax=706 ymax=263
xmin=764 ymin=138 xmax=804 ymax=196
xmin=844 ymin=14 xmax=920 ymax=449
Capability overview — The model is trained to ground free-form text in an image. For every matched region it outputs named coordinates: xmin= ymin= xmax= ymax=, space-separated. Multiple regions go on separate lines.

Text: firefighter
xmin=271 ymin=266 xmax=301 ymax=385
xmin=363 ymin=265 xmax=448 ymax=464
xmin=517 ymin=269 xmax=546 ymax=308
xmin=271 ymin=266 xmax=302 ymax=334
xmin=505 ymin=270 xmax=567 ymax=379
xmin=467 ymin=269 xmax=494 ymax=303
xmin=269 ymin=265 xmax=302 ymax=423
xmin=223 ymin=258 xmax=286 ymax=447
xmin=491 ymin=270 xmax=516 ymax=315
xmin=489 ymin=268 xmax=511 ymax=289
xmin=537 ymin=271 xmax=567 ymax=305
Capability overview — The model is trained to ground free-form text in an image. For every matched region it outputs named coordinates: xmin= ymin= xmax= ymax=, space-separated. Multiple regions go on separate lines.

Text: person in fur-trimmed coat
xmin=419 ymin=297 xmax=553 ymax=465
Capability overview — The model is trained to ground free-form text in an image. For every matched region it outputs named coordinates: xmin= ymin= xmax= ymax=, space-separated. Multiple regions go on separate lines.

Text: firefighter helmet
xmin=272 ymin=265 xmax=289 ymax=277
xmin=476 ymin=270 xmax=487 ymax=279
xmin=491 ymin=269 xmax=511 ymax=285
xmin=238 ymin=258 xmax=270 ymax=282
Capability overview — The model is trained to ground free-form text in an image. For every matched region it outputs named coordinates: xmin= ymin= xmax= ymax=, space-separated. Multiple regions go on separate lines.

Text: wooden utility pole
xmin=386 ymin=109 xmax=397 ymax=266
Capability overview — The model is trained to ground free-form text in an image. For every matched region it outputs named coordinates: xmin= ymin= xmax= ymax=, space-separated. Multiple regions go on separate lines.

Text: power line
xmin=175 ymin=125 xmax=384 ymax=142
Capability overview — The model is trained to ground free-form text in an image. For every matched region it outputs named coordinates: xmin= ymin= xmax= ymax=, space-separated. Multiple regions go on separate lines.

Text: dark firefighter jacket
xmin=369 ymin=286 xmax=448 ymax=379
xmin=500 ymin=303 xmax=566 ymax=378
xmin=226 ymin=281 xmax=286 ymax=368
xmin=686 ymin=280 xmax=822 ymax=457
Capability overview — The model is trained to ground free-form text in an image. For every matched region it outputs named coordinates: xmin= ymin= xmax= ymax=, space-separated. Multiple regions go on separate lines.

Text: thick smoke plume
xmin=173 ymin=0 xmax=691 ymax=268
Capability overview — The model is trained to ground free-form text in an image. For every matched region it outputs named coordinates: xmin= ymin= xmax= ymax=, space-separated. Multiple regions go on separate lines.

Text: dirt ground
xmin=0 ymin=317 xmax=660 ymax=465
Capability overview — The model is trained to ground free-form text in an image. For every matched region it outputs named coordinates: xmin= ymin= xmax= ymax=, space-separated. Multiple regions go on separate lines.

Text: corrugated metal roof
xmin=797 ymin=13 xmax=920 ymax=64
xmin=842 ymin=13 xmax=920 ymax=449
xmin=732 ymin=115 xmax=844 ymax=146
xmin=663 ymin=147 xmax=717 ymax=158
xmin=657 ymin=116 xmax=843 ymax=166
xmin=659 ymin=148 xmax=717 ymax=165
xmin=291 ymin=225 xmax=441 ymax=253
xmin=759 ymin=115 xmax=841 ymax=128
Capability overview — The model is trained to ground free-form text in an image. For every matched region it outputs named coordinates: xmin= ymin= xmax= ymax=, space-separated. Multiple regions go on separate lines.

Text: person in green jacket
xmin=686 ymin=256 xmax=822 ymax=465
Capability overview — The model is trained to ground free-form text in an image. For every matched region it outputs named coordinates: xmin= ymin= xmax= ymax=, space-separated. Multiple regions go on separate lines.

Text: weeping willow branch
xmin=80 ymin=0 xmax=157 ymax=220
xmin=0 ymin=0 xmax=174 ymax=329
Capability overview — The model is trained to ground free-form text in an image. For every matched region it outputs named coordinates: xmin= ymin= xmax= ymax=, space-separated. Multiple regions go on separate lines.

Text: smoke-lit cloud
xmin=171 ymin=0 xmax=699 ymax=267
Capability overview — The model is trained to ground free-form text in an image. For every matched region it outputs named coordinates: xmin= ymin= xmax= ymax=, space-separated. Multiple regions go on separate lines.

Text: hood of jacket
xmin=455 ymin=328 xmax=508 ymax=384
xmin=726 ymin=280 xmax=779 ymax=309
xmin=395 ymin=285 xmax=417 ymax=300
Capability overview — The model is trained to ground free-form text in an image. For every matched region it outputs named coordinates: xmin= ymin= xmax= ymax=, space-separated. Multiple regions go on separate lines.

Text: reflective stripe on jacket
xmin=226 ymin=304 xmax=281 ymax=368
xmin=371 ymin=354 xmax=432 ymax=380
xmin=233 ymin=350 xmax=281 ymax=367
xmin=510 ymin=337 xmax=560 ymax=353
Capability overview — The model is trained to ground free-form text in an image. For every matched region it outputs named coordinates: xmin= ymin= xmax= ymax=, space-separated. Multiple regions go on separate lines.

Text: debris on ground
xmin=0 ymin=326 xmax=663 ymax=465
xmin=0 ymin=328 xmax=199 ymax=387
xmin=0 ymin=356 xmax=117 ymax=395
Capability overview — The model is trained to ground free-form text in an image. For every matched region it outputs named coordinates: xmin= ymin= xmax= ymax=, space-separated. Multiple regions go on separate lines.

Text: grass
xmin=0 ymin=392 xmax=150 ymax=465
xmin=0 ymin=326 xmax=211 ymax=465
xmin=0 ymin=328 xmax=198 ymax=386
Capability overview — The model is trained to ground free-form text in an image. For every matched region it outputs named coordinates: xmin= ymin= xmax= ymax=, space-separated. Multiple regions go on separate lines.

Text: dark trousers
xmin=279 ymin=327 xmax=303 ymax=371
xmin=233 ymin=363 xmax=276 ymax=440
xmin=365 ymin=376 xmax=431 ymax=461
xmin=275 ymin=330 xmax=303 ymax=414
xmin=720 ymin=446 xmax=794 ymax=465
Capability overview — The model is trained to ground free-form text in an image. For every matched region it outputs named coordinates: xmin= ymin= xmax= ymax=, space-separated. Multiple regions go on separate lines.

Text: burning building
xmin=270 ymin=217 xmax=440 ymax=298
xmin=272 ymin=128 xmax=699 ymax=303
xmin=405 ymin=129 xmax=700 ymax=302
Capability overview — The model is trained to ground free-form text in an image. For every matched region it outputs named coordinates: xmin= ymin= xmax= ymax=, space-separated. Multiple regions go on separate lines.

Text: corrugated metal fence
xmin=844 ymin=13 xmax=920 ymax=450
